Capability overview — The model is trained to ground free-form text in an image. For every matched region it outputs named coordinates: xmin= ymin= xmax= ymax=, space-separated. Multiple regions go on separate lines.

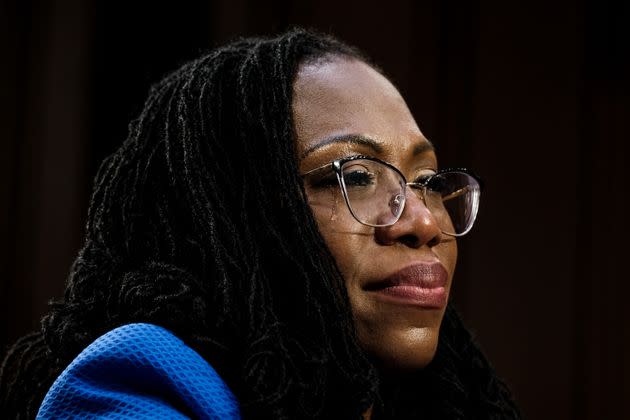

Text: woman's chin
xmin=362 ymin=325 xmax=440 ymax=373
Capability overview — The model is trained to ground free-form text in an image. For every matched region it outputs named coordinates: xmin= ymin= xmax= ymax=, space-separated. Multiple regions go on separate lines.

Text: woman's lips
xmin=365 ymin=262 xmax=448 ymax=308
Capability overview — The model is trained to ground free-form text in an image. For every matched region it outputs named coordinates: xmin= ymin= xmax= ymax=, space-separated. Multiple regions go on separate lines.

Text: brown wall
xmin=1 ymin=1 xmax=628 ymax=418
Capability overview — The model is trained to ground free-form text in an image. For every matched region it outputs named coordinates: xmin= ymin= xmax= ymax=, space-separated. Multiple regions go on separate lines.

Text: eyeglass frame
xmin=301 ymin=155 xmax=483 ymax=237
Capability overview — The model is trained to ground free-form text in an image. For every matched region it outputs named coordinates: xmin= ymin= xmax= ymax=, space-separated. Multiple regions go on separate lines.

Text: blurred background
xmin=1 ymin=0 xmax=628 ymax=418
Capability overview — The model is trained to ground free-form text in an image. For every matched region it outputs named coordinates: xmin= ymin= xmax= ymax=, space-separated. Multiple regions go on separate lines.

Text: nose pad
xmin=375 ymin=186 xmax=442 ymax=247
xmin=389 ymin=193 xmax=405 ymax=217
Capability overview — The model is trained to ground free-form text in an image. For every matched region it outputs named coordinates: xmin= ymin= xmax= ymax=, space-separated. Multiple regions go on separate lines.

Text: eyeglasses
xmin=301 ymin=155 xmax=482 ymax=237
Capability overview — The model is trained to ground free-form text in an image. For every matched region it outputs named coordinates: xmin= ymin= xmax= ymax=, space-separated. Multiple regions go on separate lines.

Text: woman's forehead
xmin=293 ymin=58 xmax=430 ymax=163
xmin=293 ymin=58 xmax=405 ymax=121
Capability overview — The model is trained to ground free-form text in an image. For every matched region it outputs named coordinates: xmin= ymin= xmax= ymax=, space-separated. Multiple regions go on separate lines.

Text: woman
xmin=0 ymin=29 xmax=520 ymax=418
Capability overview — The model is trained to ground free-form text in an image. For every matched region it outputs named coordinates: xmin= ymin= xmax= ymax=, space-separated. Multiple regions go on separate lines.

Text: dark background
xmin=1 ymin=1 xmax=628 ymax=418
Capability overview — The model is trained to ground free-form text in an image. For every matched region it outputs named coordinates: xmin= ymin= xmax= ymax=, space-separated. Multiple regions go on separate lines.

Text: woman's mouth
xmin=364 ymin=262 xmax=448 ymax=308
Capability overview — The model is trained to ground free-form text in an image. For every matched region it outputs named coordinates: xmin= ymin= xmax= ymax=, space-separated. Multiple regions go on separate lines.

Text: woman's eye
xmin=310 ymin=174 xmax=338 ymax=188
xmin=414 ymin=174 xmax=432 ymax=185
xmin=412 ymin=172 xmax=437 ymax=187
xmin=343 ymin=170 xmax=376 ymax=187
xmin=425 ymin=175 xmax=450 ymax=193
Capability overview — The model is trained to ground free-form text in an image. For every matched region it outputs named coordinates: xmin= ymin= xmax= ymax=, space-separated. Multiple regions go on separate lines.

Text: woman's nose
xmin=374 ymin=188 xmax=442 ymax=248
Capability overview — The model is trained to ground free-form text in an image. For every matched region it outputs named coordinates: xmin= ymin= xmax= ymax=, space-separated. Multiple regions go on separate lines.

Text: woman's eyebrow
xmin=300 ymin=134 xmax=384 ymax=159
xmin=413 ymin=141 xmax=435 ymax=156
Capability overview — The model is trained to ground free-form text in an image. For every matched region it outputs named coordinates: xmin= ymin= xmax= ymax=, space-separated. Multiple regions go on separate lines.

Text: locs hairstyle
xmin=0 ymin=29 xmax=520 ymax=419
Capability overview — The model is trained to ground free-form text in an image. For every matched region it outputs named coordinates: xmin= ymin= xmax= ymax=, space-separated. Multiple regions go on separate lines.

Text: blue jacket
xmin=37 ymin=323 xmax=241 ymax=419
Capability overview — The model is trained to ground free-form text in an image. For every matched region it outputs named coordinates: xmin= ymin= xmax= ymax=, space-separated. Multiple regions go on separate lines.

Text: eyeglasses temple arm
xmin=442 ymin=186 xmax=471 ymax=202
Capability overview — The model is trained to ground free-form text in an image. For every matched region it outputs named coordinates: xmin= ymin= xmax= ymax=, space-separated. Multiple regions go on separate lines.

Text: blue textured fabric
xmin=37 ymin=323 xmax=241 ymax=419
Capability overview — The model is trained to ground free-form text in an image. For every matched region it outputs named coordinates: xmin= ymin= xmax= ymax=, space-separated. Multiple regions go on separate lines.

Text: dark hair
xmin=0 ymin=28 xmax=520 ymax=419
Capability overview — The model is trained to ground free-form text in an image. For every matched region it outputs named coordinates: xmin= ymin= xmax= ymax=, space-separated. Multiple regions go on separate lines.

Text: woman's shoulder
xmin=37 ymin=323 xmax=240 ymax=419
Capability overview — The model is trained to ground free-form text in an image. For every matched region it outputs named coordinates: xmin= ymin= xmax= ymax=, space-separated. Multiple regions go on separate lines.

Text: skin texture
xmin=293 ymin=57 xmax=458 ymax=372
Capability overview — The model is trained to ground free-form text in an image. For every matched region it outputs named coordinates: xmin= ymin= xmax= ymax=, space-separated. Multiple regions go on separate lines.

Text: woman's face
xmin=293 ymin=57 xmax=457 ymax=370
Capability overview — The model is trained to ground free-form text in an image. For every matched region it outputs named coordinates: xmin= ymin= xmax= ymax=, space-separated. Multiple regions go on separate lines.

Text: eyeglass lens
xmin=340 ymin=159 xmax=480 ymax=235
xmin=339 ymin=159 xmax=406 ymax=227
